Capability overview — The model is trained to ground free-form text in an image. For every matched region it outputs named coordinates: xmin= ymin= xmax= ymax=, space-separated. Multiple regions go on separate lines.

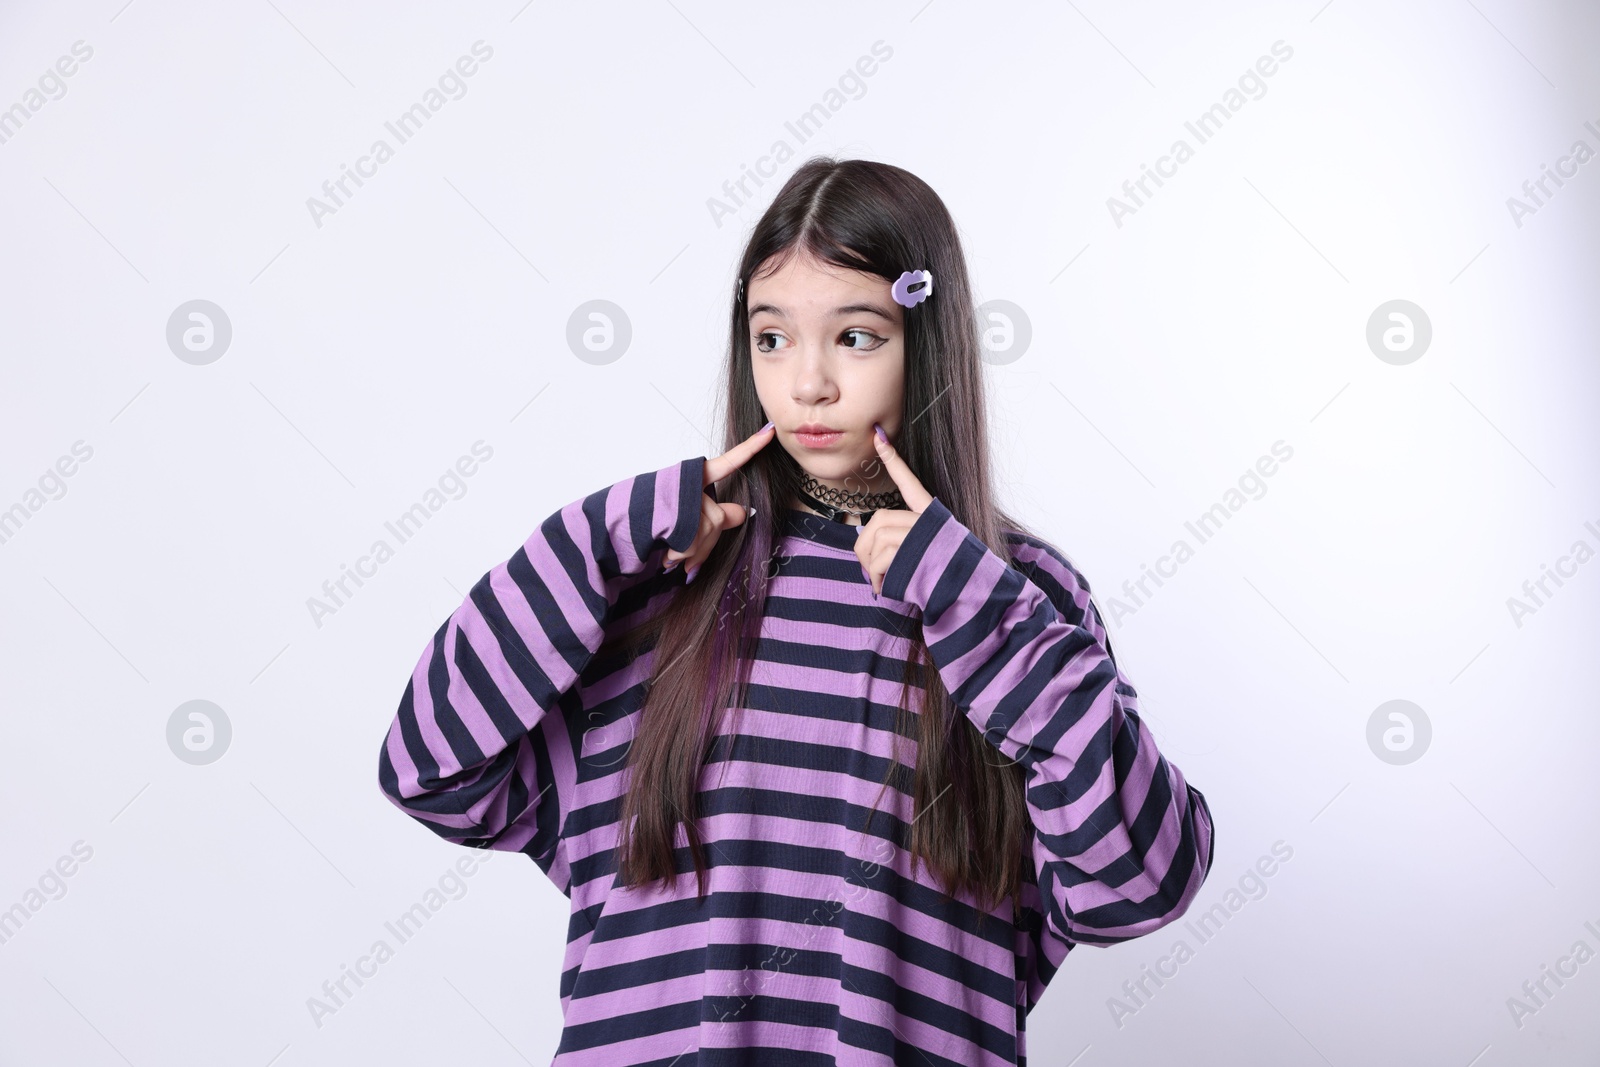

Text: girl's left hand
xmin=856 ymin=422 xmax=936 ymax=597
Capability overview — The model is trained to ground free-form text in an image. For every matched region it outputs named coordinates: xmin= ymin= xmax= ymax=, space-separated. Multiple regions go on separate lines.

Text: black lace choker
xmin=796 ymin=475 xmax=905 ymax=526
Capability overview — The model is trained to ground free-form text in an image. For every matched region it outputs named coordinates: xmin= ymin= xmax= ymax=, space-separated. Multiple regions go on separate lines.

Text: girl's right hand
xmin=664 ymin=421 xmax=776 ymax=581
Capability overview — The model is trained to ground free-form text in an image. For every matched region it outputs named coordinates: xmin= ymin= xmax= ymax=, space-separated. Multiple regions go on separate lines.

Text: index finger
xmin=870 ymin=424 xmax=935 ymax=512
xmin=704 ymin=420 xmax=776 ymax=485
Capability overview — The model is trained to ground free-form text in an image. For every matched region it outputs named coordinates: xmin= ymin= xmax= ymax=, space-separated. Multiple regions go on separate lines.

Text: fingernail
xmin=760 ymin=420 xmax=774 ymax=433
xmin=746 ymin=506 xmax=757 ymax=517
xmin=663 ymin=559 xmax=680 ymax=572
xmin=874 ymin=423 xmax=888 ymax=444
xmin=685 ymin=563 xmax=700 ymax=584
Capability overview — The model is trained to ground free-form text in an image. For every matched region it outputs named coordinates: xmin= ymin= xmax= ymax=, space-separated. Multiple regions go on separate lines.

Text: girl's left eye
xmin=841 ymin=329 xmax=887 ymax=351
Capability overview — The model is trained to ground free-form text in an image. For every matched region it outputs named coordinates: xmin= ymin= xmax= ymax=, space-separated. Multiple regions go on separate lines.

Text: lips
xmin=793 ymin=425 xmax=845 ymax=449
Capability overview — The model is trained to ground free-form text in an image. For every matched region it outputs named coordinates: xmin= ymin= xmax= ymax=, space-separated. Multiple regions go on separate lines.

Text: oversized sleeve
xmin=376 ymin=454 xmax=708 ymax=895
xmin=880 ymin=498 xmax=1215 ymax=952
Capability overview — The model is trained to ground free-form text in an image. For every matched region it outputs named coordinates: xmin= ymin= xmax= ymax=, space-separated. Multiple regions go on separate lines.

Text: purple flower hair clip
xmin=891 ymin=269 xmax=933 ymax=308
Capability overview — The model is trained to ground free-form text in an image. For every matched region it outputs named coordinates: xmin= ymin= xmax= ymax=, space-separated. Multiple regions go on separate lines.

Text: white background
xmin=1 ymin=1 xmax=1597 ymax=1064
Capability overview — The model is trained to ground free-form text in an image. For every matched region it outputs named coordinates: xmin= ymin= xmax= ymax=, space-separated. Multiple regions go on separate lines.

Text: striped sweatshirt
xmin=378 ymin=454 xmax=1215 ymax=1066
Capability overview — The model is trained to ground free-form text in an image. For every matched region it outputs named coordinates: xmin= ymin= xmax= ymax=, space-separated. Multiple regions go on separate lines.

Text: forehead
xmin=747 ymin=251 xmax=898 ymax=322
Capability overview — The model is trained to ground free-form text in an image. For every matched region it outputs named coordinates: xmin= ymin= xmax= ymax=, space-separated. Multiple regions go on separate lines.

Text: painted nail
xmin=874 ymin=422 xmax=888 ymax=444
xmin=685 ymin=563 xmax=700 ymax=584
xmin=663 ymin=559 xmax=680 ymax=572
xmin=760 ymin=420 xmax=774 ymax=433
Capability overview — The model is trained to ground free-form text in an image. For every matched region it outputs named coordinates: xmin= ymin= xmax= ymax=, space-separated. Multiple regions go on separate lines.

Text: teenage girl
xmin=379 ymin=156 xmax=1215 ymax=1066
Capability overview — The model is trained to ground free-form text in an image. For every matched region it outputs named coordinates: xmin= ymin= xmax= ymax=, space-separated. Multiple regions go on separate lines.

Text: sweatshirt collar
xmin=776 ymin=507 xmax=863 ymax=551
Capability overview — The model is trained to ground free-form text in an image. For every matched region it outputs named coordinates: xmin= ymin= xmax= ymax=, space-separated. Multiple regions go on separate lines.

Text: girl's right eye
xmin=753 ymin=331 xmax=789 ymax=353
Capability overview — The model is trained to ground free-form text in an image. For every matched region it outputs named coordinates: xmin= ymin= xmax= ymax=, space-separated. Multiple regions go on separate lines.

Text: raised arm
xmin=880 ymin=499 xmax=1215 ymax=952
xmin=377 ymin=454 xmax=707 ymax=895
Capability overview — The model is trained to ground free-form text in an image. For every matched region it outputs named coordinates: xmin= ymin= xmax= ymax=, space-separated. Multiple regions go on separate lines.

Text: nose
xmin=789 ymin=341 xmax=838 ymax=406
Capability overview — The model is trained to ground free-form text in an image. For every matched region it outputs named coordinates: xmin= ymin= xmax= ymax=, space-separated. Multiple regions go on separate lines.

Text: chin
xmin=797 ymin=457 xmax=871 ymax=484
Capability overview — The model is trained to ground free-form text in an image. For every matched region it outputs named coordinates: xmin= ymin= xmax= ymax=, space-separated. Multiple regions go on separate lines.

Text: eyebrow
xmin=748 ymin=302 xmax=897 ymax=323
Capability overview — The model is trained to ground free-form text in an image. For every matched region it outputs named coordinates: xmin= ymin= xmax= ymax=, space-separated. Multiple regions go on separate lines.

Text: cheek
xmin=854 ymin=354 xmax=904 ymax=413
xmin=750 ymin=362 xmax=782 ymax=408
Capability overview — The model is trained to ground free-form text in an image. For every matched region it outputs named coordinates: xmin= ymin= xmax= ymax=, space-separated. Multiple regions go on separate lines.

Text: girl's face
xmin=747 ymin=250 xmax=904 ymax=499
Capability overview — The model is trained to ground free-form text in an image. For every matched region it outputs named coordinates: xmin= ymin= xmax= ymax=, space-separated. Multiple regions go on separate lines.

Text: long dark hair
xmin=609 ymin=156 xmax=1044 ymax=922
